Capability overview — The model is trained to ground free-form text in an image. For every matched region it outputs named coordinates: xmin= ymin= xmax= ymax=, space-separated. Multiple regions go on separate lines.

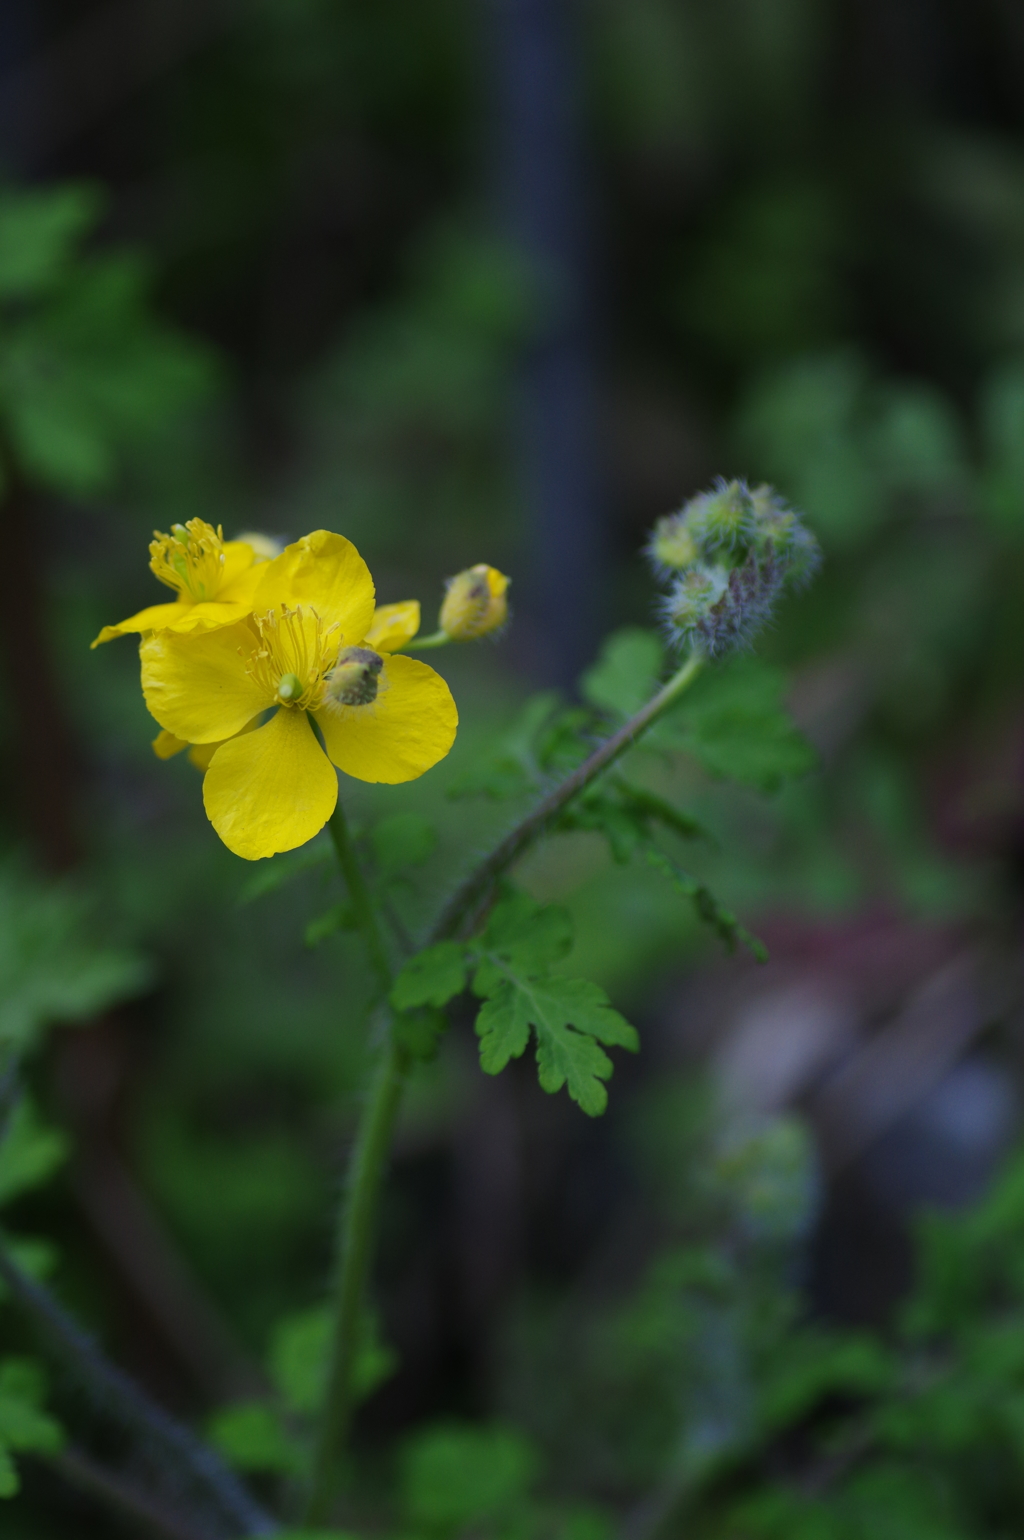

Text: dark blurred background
xmin=3 ymin=1 xmax=1024 ymax=1534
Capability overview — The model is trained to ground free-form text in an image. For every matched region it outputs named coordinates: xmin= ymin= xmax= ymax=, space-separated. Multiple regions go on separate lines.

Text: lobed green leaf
xmin=474 ymin=974 xmax=638 ymax=1118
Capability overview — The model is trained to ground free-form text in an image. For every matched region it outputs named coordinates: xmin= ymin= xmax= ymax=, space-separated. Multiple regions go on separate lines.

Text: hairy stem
xmin=303 ymin=1037 xmax=410 ymax=1524
xmin=328 ymin=799 xmax=392 ymax=996
xmin=431 ymin=652 xmax=703 ymax=942
xmin=0 ymin=1235 xmax=275 ymax=1536
xmin=305 ymin=654 xmax=702 ymax=1513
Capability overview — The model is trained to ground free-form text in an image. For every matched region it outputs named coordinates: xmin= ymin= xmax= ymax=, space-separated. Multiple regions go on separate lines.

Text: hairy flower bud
xmin=327 ymin=646 xmax=384 ymax=706
xmin=650 ymin=479 xmax=820 ymax=657
xmin=685 ymin=480 xmax=759 ymax=555
xmin=439 ymin=564 xmax=510 ymax=641
xmin=646 ymin=513 xmax=700 ymax=576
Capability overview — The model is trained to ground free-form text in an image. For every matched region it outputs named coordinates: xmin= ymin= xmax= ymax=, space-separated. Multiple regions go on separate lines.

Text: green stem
xmin=430 ymin=651 xmax=704 ymax=942
xmin=305 ymin=654 xmax=703 ymax=1516
xmin=303 ymin=1037 xmax=410 ymax=1525
xmin=328 ymin=799 xmax=392 ymax=997
xmin=404 ymin=629 xmax=450 ymax=650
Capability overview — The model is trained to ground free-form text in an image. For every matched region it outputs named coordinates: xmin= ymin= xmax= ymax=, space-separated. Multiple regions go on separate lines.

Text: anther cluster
xmin=646 ymin=479 xmax=820 ymax=657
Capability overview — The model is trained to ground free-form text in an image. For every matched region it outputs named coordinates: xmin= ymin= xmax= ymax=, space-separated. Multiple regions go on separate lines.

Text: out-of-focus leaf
xmin=581 ymin=628 xmax=665 ymax=718
xmin=391 ymin=941 xmax=468 ymax=1010
xmin=0 ymin=1236 xmax=57 ymax=1305
xmin=658 ymin=657 xmax=815 ymax=793
xmin=304 ymin=902 xmax=356 ymax=948
xmin=0 ymin=866 xmax=151 ymax=1057
xmin=0 ymin=1357 xmax=63 ymax=1498
xmin=646 ymin=849 xmax=767 ymax=960
xmin=0 ymin=184 xmax=102 ymax=299
xmin=369 ymin=812 xmax=437 ymax=881
xmin=208 ymin=1400 xmax=301 ymax=1475
xmin=269 ymin=1305 xmax=396 ymax=1417
xmin=0 ymin=1101 xmax=69 ymax=1207
xmin=402 ymin=1420 xmax=538 ymax=1532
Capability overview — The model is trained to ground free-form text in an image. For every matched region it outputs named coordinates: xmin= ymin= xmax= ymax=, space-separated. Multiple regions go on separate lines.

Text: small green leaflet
xmin=476 ymin=974 xmax=637 ymax=1117
xmin=646 ymin=850 xmax=767 ymax=962
xmin=389 ymin=894 xmax=639 ymax=1117
xmin=0 ymin=1358 xmax=64 ymax=1499
xmin=656 ymin=657 xmax=815 ymax=793
xmin=557 ymin=776 xmax=707 ymax=864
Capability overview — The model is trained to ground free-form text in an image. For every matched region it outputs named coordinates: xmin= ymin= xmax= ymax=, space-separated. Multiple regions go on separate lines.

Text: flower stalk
xmin=327 ymin=800 xmax=392 ymax=998
xmin=430 ymin=650 xmax=704 ymax=943
xmin=304 ymin=1036 xmax=410 ymax=1524
xmin=305 ymin=651 xmax=704 ymax=1519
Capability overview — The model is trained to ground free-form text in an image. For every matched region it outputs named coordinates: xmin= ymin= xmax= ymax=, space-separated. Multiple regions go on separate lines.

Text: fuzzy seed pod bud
xmin=661 ymin=564 xmax=730 ymax=635
xmin=684 ymin=480 xmax=758 ymax=555
xmin=327 ymin=646 xmax=384 ymax=706
xmin=646 ymin=513 xmax=701 ymax=575
xmin=651 ymin=478 xmax=820 ymax=657
xmin=439 ymin=564 xmax=510 ymax=641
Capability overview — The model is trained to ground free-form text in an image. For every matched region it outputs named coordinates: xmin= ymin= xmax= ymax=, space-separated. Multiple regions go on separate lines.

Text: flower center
xmin=150 ymin=520 xmax=229 ymax=602
xmin=246 ymin=605 xmax=340 ymax=710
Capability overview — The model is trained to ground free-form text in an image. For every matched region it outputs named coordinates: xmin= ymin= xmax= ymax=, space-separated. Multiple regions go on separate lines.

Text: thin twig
xmin=0 ymin=1236 xmax=276 ymax=1536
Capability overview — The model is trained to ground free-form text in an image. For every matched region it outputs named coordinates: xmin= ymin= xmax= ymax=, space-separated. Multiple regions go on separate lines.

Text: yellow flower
xmin=91 ymin=519 xmax=268 ymax=647
xmin=438 ymin=564 xmax=509 ymax=640
xmin=139 ymin=531 xmax=458 ymax=860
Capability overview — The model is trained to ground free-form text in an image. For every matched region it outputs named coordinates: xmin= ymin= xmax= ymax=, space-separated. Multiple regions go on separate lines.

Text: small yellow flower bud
xmin=235 ymin=530 xmax=283 ymax=562
xmin=438 ymin=564 xmax=510 ymax=641
xmin=327 ymin=646 xmax=384 ymax=707
xmin=276 ymin=672 xmax=303 ymax=703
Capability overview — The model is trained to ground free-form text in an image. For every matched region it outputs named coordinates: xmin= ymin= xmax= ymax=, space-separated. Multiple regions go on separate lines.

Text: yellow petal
xmin=187 ymin=714 xmax=261 ymax=772
xmin=220 ymin=539 xmax=258 ymax=586
xmin=152 ymin=729 xmax=189 ymax=760
xmin=314 ymin=653 xmax=457 ymax=784
xmin=92 ymin=595 xmax=259 ymax=647
xmin=365 ymin=600 xmax=421 ymax=653
xmin=203 ymin=707 xmax=338 ymax=859
xmin=141 ymin=622 xmax=272 ymax=742
xmin=92 ymin=601 xmax=188 ymax=647
xmin=254 ymin=530 xmax=375 ymax=641
xmin=218 ymin=557 xmax=265 ymax=605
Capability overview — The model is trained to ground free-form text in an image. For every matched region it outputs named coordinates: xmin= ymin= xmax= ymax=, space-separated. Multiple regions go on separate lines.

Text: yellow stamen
xmin=149 ymin=518 xmax=229 ymax=602
xmin=245 ymin=605 xmax=340 ymax=711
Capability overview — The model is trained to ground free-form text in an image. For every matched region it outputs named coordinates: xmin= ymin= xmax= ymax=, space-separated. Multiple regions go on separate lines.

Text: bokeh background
xmin=3 ymin=2 xmax=1024 ymax=1535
